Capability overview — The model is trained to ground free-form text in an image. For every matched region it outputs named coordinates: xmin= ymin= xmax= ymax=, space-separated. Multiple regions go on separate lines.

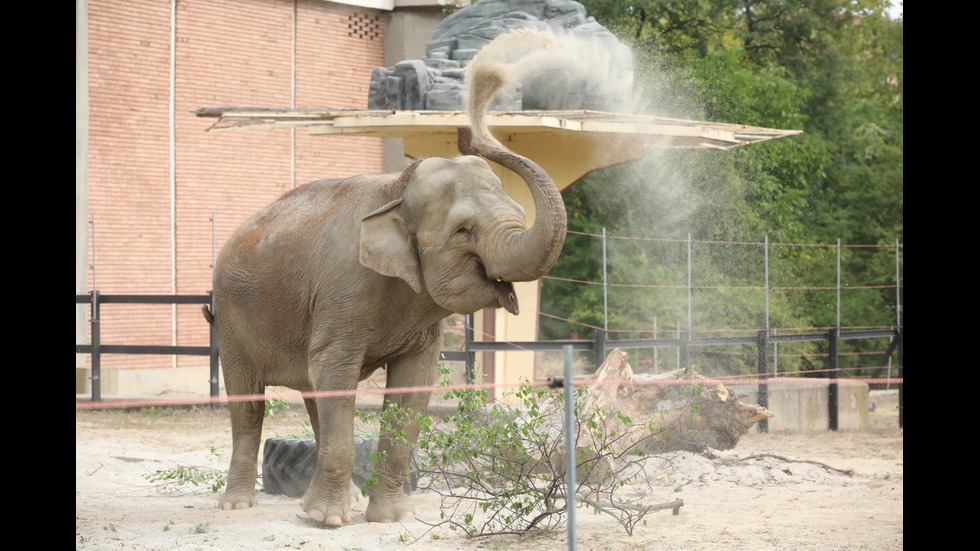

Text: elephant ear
xmin=359 ymin=199 xmax=423 ymax=293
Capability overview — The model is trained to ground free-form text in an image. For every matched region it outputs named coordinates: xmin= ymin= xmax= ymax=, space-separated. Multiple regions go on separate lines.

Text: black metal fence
xmin=75 ymin=293 xmax=904 ymax=429
xmin=75 ymin=292 xmax=219 ymax=402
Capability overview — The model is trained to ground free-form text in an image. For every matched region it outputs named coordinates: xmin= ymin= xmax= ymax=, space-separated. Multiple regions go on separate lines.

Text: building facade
xmin=76 ymin=0 xmax=458 ymax=391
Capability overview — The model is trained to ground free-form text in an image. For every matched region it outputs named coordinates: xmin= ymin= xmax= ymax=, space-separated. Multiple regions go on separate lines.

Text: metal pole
xmin=653 ymin=317 xmax=658 ymax=374
xmin=764 ymin=236 xmax=770 ymax=331
xmin=464 ymin=313 xmax=475 ymax=384
xmin=895 ymin=238 xmax=901 ymax=328
xmin=897 ymin=328 xmax=903 ymax=428
xmin=836 ymin=238 xmax=841 ymax=329
xmin=563 ymin=345 xmax=577 ymax=551
xmin=211 ymin=212 xmax=216 ymax=273
xmin=594 ymin=329 xmax=607 ymax=370
xmin=209 ymin=291 xmax=220 ymax=407
xmin=687 ymin=233 xmax=692 ymax=336
xmin=89 ymin=214 xmax=96 ymax=291
xmin=676 ymin=325 xmax=680 ymax=369
xmin=90 ymin=290 xmax=102 ymax=402
xmin=756 ymin=330 xmax=769 ymax=433
xmin=773 ymin=328 xmax=778 ymax=377
xmin=828 ymin=328 xmax=840 ymax=431
xmin=602 ymin=228 xmax=608 ymax=332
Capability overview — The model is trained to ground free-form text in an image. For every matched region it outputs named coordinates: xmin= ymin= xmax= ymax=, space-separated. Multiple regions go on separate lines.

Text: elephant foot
xmin=365 ymin=494 xmax=418 ymax=524
xmin=218 ymin=488 xmax=257 ymax=510
xmin=301 ymin=485 xmax=352 ymax=527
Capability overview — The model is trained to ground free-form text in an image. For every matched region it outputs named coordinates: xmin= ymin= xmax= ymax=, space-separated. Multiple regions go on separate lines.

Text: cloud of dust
xmin=467 ymin=28 xmax=709 ymax=237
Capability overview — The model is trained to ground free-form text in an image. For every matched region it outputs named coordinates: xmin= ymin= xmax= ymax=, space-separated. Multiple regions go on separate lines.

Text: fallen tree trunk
xmin=581 ymin=348 xmax=773 ymax=454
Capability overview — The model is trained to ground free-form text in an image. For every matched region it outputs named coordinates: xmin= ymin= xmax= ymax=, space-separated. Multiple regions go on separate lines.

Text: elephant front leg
xmin=366 ymin=351 xmax=439 ymax=523
xmin=301 ymin=358 xmax=359 ymax=527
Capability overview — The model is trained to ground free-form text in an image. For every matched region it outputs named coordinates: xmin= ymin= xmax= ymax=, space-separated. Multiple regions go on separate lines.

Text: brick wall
xmin=86 ymin=0 xmax=388 ymax=370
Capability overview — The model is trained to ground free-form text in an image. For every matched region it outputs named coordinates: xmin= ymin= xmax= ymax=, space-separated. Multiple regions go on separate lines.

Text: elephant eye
xmin=455 ymin=226 xmax=470 ymax=235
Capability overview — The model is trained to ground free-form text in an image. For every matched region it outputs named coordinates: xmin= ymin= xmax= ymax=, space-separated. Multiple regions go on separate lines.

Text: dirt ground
xmin=76 ymin=390 xmax=902 ymax=550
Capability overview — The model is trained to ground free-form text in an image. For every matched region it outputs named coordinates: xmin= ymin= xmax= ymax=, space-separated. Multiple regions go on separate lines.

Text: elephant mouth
xmin=492 ymin=277 xmax=519 ymax=316
xmin=478 ymin=260 xmax=519 ymax=315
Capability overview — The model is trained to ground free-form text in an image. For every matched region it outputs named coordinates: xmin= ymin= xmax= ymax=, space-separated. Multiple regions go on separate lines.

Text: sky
xmin=886 ymin=1 xmax=903 ymax=19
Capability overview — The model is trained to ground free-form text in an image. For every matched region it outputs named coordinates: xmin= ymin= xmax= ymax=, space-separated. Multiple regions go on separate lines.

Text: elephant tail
xmin=202 ymin=305 xmax=215 ymax=327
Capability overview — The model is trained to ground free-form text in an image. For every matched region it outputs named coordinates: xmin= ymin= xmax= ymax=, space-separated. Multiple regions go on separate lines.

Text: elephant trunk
xmin=464 ymin=36 xmax=568 ymax=283
xmin=473 ymin=139 xmax=567 ymax=283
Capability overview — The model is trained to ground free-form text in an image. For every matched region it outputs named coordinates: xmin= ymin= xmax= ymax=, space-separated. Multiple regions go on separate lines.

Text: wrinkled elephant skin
xmin=210 ymin=160 xmax=565 ymax=528
xmin=209 ymin=31 xmax=566 ymax=527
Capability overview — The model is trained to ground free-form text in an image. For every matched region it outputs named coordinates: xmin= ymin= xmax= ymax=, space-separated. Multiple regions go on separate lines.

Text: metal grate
xmin=347 ymin=12 xmax=381 ymax=41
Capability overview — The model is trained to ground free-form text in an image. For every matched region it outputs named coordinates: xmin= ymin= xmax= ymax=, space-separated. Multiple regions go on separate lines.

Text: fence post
xmin=464 ymin=313 xmax=475 ymax=384
xmin=756 ymin=330 xmax=770 ymax=433
xmin=208 ymin=291 xmax=220 ymax=407
xmin=594 ymin=329 xmax=607 ymax=369
xmin=679 ymin=329 xmax=690 ymax=369
xmin=897 ymin=327 xmax=903 ymax=428
xmin=828 ymin=328 xmax=840 ymax=431
xmin=90 ymin=291 xmax=102 ymax=402
xmin=562 ymin=345 xmax=577 ymax=551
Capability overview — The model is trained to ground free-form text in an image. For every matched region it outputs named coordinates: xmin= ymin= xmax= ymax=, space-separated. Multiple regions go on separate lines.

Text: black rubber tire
xmin=261 ymin=438 xmax=317 ymax=498
xmin=261 ymin=437 xmax=417 ymax=498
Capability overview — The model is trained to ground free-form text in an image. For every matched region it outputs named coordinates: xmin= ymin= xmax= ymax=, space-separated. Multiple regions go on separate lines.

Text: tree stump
xmin=582 ymin=348 xmax=773 ymax=454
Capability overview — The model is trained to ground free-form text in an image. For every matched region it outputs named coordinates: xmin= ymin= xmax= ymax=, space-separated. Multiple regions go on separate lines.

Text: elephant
xmin=204 ymin=32 xmax=567 ymax=527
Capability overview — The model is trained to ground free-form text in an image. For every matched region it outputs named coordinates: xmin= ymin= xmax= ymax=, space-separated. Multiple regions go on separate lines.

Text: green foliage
xmin=541 ymin=0 xmax=902 ymax=378
xmin=143 ymin=447 xmax=227 ymax=495
xmin=263 ymin=398 xmax=289 ymax=419
xmin=191 ymin=522 xmax=211 ymax=534
xmin=367 ymin=366 xmax=676 ymax=538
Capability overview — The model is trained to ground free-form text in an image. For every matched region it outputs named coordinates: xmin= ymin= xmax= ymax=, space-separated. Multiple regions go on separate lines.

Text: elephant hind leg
xmin=218 ymin=367 xmax=266 ymax=510
xmin=303 ymin=397 xmax=320 ymax=450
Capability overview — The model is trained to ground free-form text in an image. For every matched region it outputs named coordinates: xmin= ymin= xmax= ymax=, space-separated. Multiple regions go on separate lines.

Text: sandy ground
xmin=76 ymin=390 xmax=902 ymax=550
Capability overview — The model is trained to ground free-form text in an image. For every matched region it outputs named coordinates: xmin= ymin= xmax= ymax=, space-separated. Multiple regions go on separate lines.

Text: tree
xmin=539 ymin=0 xmax=902 ymax=377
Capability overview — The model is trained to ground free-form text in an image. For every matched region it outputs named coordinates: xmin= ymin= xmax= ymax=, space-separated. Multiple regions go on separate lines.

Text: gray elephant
xmin=204 ymin=34 xmax=567 ymax=527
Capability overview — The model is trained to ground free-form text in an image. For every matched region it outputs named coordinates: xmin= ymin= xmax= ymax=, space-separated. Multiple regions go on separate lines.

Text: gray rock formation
xmin=368 ymin=0 xmax=633 ymax=112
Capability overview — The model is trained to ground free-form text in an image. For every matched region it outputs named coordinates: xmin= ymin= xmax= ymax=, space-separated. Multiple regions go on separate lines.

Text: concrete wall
xmin=731 ymin=380 xmax=871 ymax=432
xmin=382 ymin=9 xmax=447 ymax=171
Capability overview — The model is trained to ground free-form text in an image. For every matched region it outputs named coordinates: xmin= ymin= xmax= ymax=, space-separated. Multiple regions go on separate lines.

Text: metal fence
xmin=74 ymin=292 xmax=219 ymax=403
xmin=75 ymin=293 xmax=903 ymax=429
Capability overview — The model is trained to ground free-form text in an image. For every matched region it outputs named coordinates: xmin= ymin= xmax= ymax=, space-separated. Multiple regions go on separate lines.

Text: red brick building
xmin=76 ymin=0 xmax=457 ymax=392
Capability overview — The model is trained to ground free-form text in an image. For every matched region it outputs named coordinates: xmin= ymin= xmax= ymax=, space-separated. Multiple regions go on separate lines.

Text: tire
xmin=261 ymin=438 xmax=317 ymax=498
xmin=261 ymin=437 xmax=418 ymax=498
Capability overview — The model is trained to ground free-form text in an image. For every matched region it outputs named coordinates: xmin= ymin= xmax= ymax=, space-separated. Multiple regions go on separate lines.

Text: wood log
xmin=581 ymin=348 xmax=773 ymax=454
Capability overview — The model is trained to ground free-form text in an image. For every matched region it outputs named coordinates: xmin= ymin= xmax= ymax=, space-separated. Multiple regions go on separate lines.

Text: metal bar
xmin=896 ymin=238 xmax=901 ymax=328
xmin=679 ymin=329 xmax=690 ymax=369
xmin=897 ymin=328 xmax=903 ymax=428
xmin=687 ymin=233 xmax=692 ymax=336
xmin=94 ymin=345 xmax=212 ymax=355
xmin=872 ymin=336 xmax=900 ymax=380
xmin=466 ymin=340 xmax=595 ymax=352
xmin=563 ymin=345 xmax=577 ymax=551
xmin=464 ymin=314 xmax=475 ymax=384
xmin=594 ymin=329 xmax=606 ymax=369
xmin=837 ymin=329 xmax=898 ymax=340
xmin=88 ymin=294 xmax=213 ymax=305
xmin=756 ymin=330 xmax=769 ymax=433
xmin=209 ymin=291 xmax=220 ymax=406
xmin=765 ymin=236 xmax=770 ymax=331
xmin=828 ymin=328 xmax=840 ymax=431
xmin=439 ymin=351 xmax=470 ymax=362
xmin=836 ymin=238 xmax=841 ymax=328
xmin=602 ymin=227 xmax=608 ymax=332
xmin=91 ymin=291 xmax=101 ymax=402
xmin=769 ymin=332 xmax=836 ymax=344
